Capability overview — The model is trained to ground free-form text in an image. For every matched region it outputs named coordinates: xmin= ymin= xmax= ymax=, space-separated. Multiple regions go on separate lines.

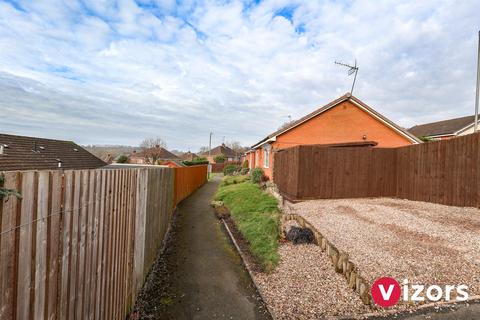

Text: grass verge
xmin=215 ymin=180 xmax=280 ymax=272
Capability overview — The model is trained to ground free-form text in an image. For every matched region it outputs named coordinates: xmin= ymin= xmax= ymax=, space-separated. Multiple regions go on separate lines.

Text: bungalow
xmin=408 ymin=115 xmax=478 ymax=140
xmin=201 ymin=143 xmax=239 ymax=163
xmin=0 ymin=133 xmax=106 ymax=171
xmin=180 ymin=151 xmax=199 ymax=161
xmin=247 ymin=93 xmax=420 ymax=179
xmin=129 ymin=145 xmax=180 ymax=165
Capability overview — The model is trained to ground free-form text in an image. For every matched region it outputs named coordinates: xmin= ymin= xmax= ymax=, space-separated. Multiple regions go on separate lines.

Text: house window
xmin=263 ymin=144 xmax=271 ymax=168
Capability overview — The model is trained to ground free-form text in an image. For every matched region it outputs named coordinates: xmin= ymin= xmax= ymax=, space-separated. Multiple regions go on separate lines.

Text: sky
xmin=0 ymin=0 xmax=479 ymax=150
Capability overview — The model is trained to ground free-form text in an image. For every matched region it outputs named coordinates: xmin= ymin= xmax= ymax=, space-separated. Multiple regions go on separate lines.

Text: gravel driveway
xmin=289 ymin=197 xmax=480 ymax=310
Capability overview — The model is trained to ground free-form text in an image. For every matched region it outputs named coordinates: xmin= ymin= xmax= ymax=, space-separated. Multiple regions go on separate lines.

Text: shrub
xmin=242 ymin=160 xmax=249 ymax=168
xmin=116 ymin=155 xmax=128 ymax=163
xmin=240 ymin=167 xmax=249 ymax=175
xmin=193 ymin=156 xmax=207 ymax=161
xmin=250 ymin=167 xmax=265 ymax=183
xmin=182 ymin=160 xmax=209 ymax=166
xmin=214 ymin=154 xmax=226 ymax=163
xmin=223 ymin=164 xmax=239 ymax=176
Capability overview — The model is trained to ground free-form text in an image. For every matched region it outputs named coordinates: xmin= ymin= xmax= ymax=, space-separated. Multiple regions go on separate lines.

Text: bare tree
xmin=277 ymin=120 xmax=295 ymax=131
xmin=140 ymin=137 xmax=167 ymax=149
xmin=198 ymin=146 xmax=210 ymax=154
xmin=139 ymin=137 xmax=167 ymax=164
xmin=226 ymin=141 xmax=247 ymax=154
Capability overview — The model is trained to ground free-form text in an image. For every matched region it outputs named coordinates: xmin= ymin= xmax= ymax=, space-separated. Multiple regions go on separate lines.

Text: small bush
xmin=116 ymin=155 xmax=128 ymax=163
xmin=223 ymin=164 xmax=239 ymax=176
xmin=214 ymin=154 xmax=226 ymax=163
xmin=193 ymin=156 xmax=207 ymax=161
xmin=250 ymin=167 xmax=265 ymax=183
xmin=182 ymin=160 xmax=209 ymax=166
xmin=240 ymin=167 xmax=249 ymax=175
xmin=242 ymin=160 xmax=249 ymax=168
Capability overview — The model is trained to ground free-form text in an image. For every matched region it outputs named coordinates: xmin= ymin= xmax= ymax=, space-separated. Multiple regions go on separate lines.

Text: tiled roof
xmin=408 ymin=115 xmax=475 ymax=137
xmin=251 ymin=93 xmax=421 ymax=148
xmin=201 ymin=145 xmax=237 ymax=158
xmin=134 ymin=146 xmax=180 ymax=160
xmin=180 ymin=152 xmax=199 ymax=161
xmin=0 ymin=133 xmax=106 ymax=171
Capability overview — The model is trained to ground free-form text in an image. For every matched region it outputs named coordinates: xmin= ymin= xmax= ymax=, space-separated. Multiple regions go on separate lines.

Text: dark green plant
xmin=419 ymin=136 xmax=434 ymax=142
xmin=0 ymin=173 xmax=22 ymax=200
xmin=250 ymin=167 xmax=265 ymax=184
xmin=223 ymin=164 xmax=239 ymax=176
xmin=182 ymin=160 xmax=210 ymax=166
xmin=193 ymin=156 xmax=207 ymax=161
xmin=116 ymin=154 xmax=128 ymax=163
xmin=214 ymin=154 xmax=226 ymax=163
xmin=242 ymin=160 xmax=249 ymax=168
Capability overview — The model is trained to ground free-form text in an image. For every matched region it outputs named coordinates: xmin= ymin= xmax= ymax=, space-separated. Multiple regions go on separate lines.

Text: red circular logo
xmin=371 ymin=277 xmax=401 ymax=307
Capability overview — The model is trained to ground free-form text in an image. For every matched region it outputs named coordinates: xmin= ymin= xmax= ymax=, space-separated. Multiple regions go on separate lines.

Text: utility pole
xmin=475 ymin=31 xmax=480 ymax=132
xmin=208 ymin=132 xmax=213 ymax=158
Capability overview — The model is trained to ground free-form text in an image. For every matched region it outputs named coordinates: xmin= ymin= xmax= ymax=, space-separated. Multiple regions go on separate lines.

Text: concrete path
xmin=132 ymin=177 xmax=271 ymax=320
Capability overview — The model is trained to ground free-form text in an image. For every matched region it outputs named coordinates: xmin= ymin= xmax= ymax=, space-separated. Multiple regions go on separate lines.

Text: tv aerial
xmin=335 ymin=59 xmax=359 ymax=95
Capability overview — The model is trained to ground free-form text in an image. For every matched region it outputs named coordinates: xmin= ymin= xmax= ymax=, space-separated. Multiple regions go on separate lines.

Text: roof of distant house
xmin=133 ymin=146 xmax=180 ymax=160
xmin=251 ymin=93 xmax=421 ymax=148
xmin=180 ymin=151 xmax=199 ymax=161
xmin=408 ymin=115 xmax=475 ymax=138
xmin=201 ymin=144 xmax=237 ymax=158
xmin=0 ymin=133 xmax=106 ymax=171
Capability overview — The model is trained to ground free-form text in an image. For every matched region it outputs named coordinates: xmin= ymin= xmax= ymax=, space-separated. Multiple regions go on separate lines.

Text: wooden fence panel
xmin=274 ymin=132 xmax=480 ymax=206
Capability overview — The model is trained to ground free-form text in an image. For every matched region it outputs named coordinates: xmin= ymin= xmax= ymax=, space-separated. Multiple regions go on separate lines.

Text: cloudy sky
xmin=0 ymin=0 xmax=478 ymax=150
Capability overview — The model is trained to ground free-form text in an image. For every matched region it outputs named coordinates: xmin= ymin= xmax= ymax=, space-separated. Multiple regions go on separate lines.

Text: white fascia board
xmin=252 ymin=137 xmax=276 ymax=149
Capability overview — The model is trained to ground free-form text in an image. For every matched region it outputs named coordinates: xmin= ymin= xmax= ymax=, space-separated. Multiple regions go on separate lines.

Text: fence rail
xmin=0 ymin=165 xmax=206 ymax=320
xmin=274 ymin=132 xmax=480 ymax=207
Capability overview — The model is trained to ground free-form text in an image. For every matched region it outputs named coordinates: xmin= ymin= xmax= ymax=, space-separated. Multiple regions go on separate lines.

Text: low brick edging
xmin=281 ymin=213 xmax=371 ymax=305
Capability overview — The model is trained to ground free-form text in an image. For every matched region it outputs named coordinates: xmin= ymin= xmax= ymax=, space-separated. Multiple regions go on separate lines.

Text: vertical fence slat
xmin=1 ymin=171 xmax=20 ymax=320
xmin=16 ymin=171 xmax=34 ymax=319
xmin=47 ymin=171 xmax=62 ymax=320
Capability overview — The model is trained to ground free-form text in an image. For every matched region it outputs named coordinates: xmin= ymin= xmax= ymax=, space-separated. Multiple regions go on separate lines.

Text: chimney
xmin=221 ymin=143 xmax=225 ymax=147
xmin=155 ymin=144 xmax=160 ymax=148
xmin=133 ymin=150 xmax=136 ymax=154
xmin=0 ymin=145 xmax=4 ymax=155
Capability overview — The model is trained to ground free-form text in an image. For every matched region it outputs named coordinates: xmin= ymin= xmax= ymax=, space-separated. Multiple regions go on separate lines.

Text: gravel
xmin=288 ymin=197 xmax=480 ymax=308
xmin=253 ymin=243 xmax=371 ymax=319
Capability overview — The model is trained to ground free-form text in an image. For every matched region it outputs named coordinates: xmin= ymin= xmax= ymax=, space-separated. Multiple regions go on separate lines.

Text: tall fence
xmin=0 ymin=165 xmax=206 ymax=320
xmin=211 ymin=161 xmax=241 ymax=173
xmin=174 ymin=165 xmax=208 ymax=204
xmin=273 ymin=132 xmax=480 ymax=207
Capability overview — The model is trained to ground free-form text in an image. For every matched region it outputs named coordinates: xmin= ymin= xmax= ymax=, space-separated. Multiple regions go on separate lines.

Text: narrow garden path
xmin=131 ymin=177 xmax=271 ymax=320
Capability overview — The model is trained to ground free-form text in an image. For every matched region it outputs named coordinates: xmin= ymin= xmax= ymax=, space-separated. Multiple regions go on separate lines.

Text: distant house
xmin=247 ymin=93 xmax=420 ymax=179
xmin=409 ymin=115 xmax=478 ymax=140
xmin=128 ymin=145 xmax=180 ymax=164
xmin=201 ymin=143 xmax=239 ymax=163
xmin=180 ymin=151 xmax=199 ymax=161
xmin=0 ymin=133 xmax=106 ymax=171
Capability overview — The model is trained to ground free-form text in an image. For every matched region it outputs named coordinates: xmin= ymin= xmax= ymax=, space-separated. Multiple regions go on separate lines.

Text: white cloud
xmin=0 ymin=0 xmax=479 ymax=150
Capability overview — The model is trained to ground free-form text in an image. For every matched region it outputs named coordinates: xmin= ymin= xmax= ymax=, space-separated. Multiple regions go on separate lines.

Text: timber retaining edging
xmin=281 ymin=213 xmax=372 ymax=306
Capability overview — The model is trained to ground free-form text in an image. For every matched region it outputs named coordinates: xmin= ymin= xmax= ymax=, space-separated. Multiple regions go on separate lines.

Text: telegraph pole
xmin=475 ymin=31 xmax=480 ymax=132
xmin=208 ymin=132 xmax=213 ymax=157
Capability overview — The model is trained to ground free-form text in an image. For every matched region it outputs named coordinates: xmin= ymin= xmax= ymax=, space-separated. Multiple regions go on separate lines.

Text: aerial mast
xmin=335 ymin=59 xmax=359 ymax=95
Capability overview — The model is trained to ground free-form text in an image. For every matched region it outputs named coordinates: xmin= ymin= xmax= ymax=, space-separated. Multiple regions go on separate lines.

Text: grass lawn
xmin=215 ymin=179 xmax=280 ymax=272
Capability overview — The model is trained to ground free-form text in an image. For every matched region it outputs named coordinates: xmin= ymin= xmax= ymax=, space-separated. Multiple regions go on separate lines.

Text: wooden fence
xmin=174 ymin=165 xmax=208 ymax=204
xmin=274 ymin=132 xmax=480 ymax=207
xmin=211 ymin=162 xmax=241 ymax=173
xmin=0 ymin=165 xmax=206 ymax=320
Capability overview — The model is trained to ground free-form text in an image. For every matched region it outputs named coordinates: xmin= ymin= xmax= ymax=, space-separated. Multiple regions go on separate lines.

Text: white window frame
xmin=263 ymin=144 xmax=271 ymax=168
